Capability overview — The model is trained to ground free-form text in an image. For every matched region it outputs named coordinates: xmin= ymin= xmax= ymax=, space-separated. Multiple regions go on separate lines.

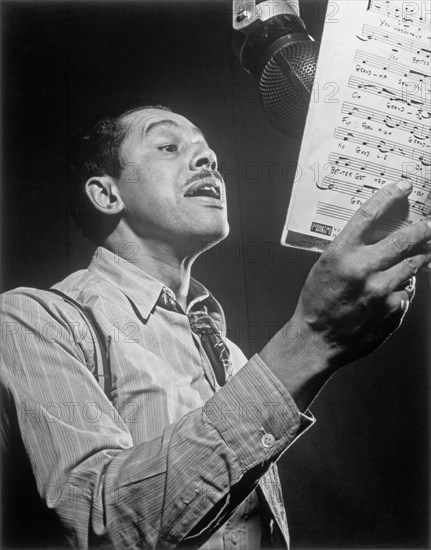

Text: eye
xmin=159 ymin=144 xmax=178 ymax=153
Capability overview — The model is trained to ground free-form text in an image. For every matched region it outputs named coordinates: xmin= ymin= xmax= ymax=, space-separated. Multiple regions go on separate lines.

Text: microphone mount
xmin=236 ymin=14 xmax=314 ymax=82
xmin=232 ymin=0 xmax=320 ymax=136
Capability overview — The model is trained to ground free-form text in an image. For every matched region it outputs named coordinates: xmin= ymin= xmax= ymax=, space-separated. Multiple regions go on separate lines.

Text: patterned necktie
xmin=187 ymin=309 xmax=232 ymax=386
xmin=158 ymin=288 xmax=232 ymax=386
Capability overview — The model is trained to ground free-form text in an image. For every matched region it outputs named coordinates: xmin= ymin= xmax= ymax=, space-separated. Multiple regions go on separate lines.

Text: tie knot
xmin=188 ymin=311 xmax=219 ymax=335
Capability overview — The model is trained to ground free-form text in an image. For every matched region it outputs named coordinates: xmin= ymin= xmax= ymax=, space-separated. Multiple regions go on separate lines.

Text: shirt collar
xmin=187 ymin=279 xmax=226 ymax=334
xmin=88 ymin=247 xmax=226 ymax=332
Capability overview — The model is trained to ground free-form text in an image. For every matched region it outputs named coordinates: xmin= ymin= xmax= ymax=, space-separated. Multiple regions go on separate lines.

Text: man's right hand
xmin=260 ymin=180 xmax=431 ymax=410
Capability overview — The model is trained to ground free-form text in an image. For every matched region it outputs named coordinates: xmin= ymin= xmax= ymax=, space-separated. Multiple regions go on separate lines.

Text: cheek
xmin=120 ymin=180 xmax=183 ymax=229
xmin=121 ymin=170 xmax=176 ymax=211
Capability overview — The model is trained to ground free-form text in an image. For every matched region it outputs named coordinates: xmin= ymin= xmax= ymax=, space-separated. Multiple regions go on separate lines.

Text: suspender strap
xmin=49 ymin=289 xmax=112 ymax=398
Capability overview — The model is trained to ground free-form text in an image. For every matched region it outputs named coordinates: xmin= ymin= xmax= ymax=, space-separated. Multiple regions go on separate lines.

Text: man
xmin=1 ymin=104 xmax=430 ymax=550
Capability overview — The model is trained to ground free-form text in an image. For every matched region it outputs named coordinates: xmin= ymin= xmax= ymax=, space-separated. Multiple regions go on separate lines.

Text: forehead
xmin=121 ymin=108 xmax=203 ymax=141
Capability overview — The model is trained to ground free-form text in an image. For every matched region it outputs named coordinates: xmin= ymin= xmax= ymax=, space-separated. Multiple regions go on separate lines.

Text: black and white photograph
xmin=1 ymin=1 xmax=430 ymax=548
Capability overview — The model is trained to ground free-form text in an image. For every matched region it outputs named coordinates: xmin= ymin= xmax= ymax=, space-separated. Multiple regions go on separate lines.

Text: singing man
xmin=1 ymin=105 xmax=429 ymax=549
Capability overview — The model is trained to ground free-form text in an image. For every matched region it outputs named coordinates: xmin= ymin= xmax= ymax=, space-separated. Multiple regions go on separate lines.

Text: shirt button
xmin=261 ymin=433 xmax=276 ymax=448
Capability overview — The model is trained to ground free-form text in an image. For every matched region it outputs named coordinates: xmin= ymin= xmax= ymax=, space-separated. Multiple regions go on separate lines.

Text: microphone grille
xmin=258 ymin=39 xmax=320 ymax=135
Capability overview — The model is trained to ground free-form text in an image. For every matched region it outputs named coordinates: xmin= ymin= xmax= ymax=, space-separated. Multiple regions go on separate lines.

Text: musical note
xmin=412 ymin=200 xmax=431 ymax=217
xmin=360 ymin=24 xmax=427 ymax=55
xmin=335 ymin=127 xmax=430 ymax=163
xmin=317 ymin=178 xmax=336 ymax=190
xmin=419 ymin=156 xmax=431 ymax=167
xmin=355 ymin=50 xmax=430 ymax=83
xmin=412 ymin=128 xmax=427 ymax=140
xmin=369 ymin=0 xmax=425 ymax=26
xmin=328 ymin=154 xmax=429 ymax=192
xmin=377 ymin=140 xmax=393 ymax=153
xmin=341 ymin=132 xmax=355 ymax=141
xmin=409 ymin=69 xmax=430 ymax=80
xmin=349 ymin=77 xmax=431 ymax=109
xmin=334 ymin=156 xmax=351 ymax=166
xmin=364 ymin=184 xmax=379 ymax=191
xmin=384 ymin=114 xmax=397 ymax=128
xmin=341 ymin=102 xmax=431 ymax=139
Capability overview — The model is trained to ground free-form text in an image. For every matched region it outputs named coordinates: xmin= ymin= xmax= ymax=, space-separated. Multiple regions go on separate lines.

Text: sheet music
xmin=282 ymin=0 xmax=430 ymax=251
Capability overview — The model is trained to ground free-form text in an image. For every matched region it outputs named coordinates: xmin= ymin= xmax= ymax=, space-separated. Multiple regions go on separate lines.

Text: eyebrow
xmin=144 ymin=119 xmax=206 ymax=141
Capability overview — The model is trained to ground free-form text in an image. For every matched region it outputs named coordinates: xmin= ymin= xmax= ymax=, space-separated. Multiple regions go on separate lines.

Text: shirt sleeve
xmin=0 ymin=289 xmax=314 ymax=550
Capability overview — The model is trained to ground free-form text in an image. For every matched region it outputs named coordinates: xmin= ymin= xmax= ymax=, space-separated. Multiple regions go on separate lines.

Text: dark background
xmin=1 ymin=0 xmax=430 ymax=547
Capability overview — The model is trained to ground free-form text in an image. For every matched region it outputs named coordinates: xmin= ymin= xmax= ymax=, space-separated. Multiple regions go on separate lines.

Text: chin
xmin=190 ymin=223 xmax=230 ymax=255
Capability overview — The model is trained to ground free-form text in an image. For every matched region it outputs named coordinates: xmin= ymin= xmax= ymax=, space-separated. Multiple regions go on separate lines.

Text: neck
xmin=104 ymin=236 xmax=195 ymax=310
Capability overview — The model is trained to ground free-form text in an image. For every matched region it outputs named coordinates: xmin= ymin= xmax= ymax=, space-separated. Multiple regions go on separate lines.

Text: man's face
xmin=116 ymin=108 xmax=229 ymax=255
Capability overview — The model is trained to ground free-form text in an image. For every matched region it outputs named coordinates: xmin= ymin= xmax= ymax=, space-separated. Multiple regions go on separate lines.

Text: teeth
xmin=185 ymin=182 xmax=221 ymax=199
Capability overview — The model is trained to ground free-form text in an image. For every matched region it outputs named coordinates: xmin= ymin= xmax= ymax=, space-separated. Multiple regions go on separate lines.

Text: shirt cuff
xmin=202 ymin=353 xmax=315 ymax=472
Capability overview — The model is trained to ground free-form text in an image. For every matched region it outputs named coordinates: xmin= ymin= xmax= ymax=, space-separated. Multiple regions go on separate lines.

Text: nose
xmin=191 ymin=143 xmax=218 ymax=172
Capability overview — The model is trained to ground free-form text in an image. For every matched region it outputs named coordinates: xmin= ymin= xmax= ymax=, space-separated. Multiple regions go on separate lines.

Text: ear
xmin=84 ymin=176 xmax=125 ymax=215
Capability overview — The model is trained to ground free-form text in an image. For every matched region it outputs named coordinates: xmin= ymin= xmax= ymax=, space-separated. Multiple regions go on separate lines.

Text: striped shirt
xmin=1 ymin=246 xmax=314 ymax=549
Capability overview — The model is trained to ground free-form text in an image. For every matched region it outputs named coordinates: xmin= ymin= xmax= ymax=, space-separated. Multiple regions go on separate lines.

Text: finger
xmin=371 ymin=250 xmax=431 ymax=296
xmin=387 ymin=290 xmax=411 ymax=319
xmin=340 ymin=180 xmax=413 ymax=244
xmin=371 ymin=220 xmax=431 ymax=270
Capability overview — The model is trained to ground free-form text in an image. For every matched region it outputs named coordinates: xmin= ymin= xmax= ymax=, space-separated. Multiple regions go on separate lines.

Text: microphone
xmin=232 ymin=0 xmax=320 ymax=136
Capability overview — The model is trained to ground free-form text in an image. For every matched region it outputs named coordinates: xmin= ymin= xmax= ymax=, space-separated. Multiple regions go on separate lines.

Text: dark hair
xmin=69 ymin=104 xmax=171 ymax=243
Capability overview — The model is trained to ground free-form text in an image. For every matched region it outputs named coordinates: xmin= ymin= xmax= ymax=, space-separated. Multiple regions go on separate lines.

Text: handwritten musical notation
xmin=282 ymin=0 xmax=431 ymax=252
xmin=348 ymin=76 xmax=430 ymax=108
xmin=359 ymin=24 xmax=430 ymax=57
xmin=328 ymin=152 xmax=429 ymax=191
xmin=354 ymin=50 xmax=430 ymax=83
xmin=369 ymin=0 xmax=427 ymax=27
xmin=341 ymin=102 xmax=430 ymax=135
xmin=334 ymin=127 xmax=430 ymax=164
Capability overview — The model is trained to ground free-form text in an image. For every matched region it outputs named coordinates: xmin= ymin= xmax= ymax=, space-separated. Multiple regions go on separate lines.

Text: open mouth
xmin=184 ymin=179 xmax=221 ymax=200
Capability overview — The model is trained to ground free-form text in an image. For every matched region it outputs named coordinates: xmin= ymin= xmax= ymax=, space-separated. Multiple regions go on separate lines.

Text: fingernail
xmin=396 ymin=179 xmax=413 ymax=191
